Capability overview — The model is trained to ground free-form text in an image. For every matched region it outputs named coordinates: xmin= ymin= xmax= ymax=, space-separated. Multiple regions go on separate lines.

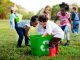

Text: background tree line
xmin=0 ymin=0 xmax=34 ymax=20
xmin=0 ymin=0 xmax=80 ymax=20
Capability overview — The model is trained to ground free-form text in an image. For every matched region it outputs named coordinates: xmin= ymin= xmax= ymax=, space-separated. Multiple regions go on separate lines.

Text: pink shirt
xmin=57 ymin=11 xmax=71 ymax=26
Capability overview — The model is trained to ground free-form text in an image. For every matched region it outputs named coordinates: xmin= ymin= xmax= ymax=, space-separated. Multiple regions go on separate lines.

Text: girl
xmin=10 ymin=8 xmax=16 ymax=30
xmin=43 ymin=5 xmax=51 ymax=19
xmin=56 ymin=2 xmax=71 ymax=46
xmin=38 ymin=15 xmax=64 ymax=57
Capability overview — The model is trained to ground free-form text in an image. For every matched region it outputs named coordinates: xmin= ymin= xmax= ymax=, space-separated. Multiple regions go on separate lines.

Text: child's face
xmin=32 ymin=20 xmax=38 ymax=27
xmin=40 ymin=21 xmax=46 ymax=28
xmin=61 ymin=8 xmax=66 ymax=16
xmin=72 ymin=9 xmax=76 ymax=12
xmin=45 ymin=8 xmax=51 ymax=14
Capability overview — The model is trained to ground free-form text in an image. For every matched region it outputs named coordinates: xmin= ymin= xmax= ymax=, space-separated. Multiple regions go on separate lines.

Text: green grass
xmin=0 ymin=20 xmax=80 ymax=60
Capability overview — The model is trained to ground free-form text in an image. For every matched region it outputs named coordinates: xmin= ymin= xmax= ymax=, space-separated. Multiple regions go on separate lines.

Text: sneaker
xmin=59 ymin=41 xmax=64 ymax=45
xmin=25 ymin=44 xmax=30 ymax=47
xmin=16 ymin=45 xmax=21 ymax=48
xmin=74 ymin=32 xmax=78 ymax=37
xmin=64 ymin=42 xmax=69 ymax=46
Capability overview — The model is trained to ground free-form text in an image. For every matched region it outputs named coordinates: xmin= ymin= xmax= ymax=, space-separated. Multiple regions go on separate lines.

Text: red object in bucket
xmin=49 ymin=47 xmax=56 ymax=57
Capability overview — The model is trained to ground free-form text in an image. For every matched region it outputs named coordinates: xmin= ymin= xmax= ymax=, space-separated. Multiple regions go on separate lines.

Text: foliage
xmin=0 ymin=0 xmax=34 ymax=20
xmin=16 ymin=5 xmax=34 ymax=20
xmin=0 ymin=0 xmax=14 ymax=19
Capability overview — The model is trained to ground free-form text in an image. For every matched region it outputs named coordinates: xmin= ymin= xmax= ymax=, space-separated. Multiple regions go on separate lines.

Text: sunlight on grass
xmin=0 ymin=20 xmax=80 ymax=60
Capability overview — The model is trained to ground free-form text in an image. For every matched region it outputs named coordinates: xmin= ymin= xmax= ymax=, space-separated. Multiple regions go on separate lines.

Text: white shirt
xmin=37 ymin=20 xmax=64 ymax=39
xmin=36 ymin=23 xmax=46 ymax=34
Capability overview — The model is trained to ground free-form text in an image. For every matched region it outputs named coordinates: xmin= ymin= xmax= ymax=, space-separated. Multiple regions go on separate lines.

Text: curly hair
xmin=59 ymin=2 xmax=69 ymax=11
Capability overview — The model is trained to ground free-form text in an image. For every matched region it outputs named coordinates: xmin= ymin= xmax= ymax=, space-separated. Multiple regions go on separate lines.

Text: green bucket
xmin=30 ymin=35 xmax=52 ymax=56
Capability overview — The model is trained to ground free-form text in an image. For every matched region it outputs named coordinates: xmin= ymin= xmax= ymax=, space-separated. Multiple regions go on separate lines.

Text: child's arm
xmin=24 ymin=25 xmax=30 ymax=37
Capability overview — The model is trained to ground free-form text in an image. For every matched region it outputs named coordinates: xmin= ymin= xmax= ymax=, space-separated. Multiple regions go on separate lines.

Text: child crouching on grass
xmin=38 ymin=15 xmax=64 ymax=57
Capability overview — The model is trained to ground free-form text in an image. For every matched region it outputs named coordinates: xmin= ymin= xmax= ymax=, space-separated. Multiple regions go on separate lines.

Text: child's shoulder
xmin=57 ymin=11 xmax=61 ymax=16
xmin=47 ymin=20 xmax=55 ymax=25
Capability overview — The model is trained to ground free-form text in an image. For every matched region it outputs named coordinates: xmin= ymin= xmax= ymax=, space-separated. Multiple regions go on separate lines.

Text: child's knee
xmin=49 ymin=41 xmax=57 ymax=47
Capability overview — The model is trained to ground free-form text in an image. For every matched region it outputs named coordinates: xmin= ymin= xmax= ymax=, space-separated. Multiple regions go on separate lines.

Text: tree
xmin=51 ymin=5 xmax=60 ymax=21
xmin=0 ymin=0 xmax=13 ymax=19
xmin=17 ymin=5 xmax=34 ymax=20
xmin=0 ymin=0 xmax=34 ymax=19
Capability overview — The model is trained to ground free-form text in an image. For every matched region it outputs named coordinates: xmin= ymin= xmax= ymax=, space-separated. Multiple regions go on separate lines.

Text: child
xmin=43 ymin=5 xmax=51 ymax=19
xmin=38 ymin=15 xmax=64 ymax=57
xmin=39 ymin=5 xmax=51 ymax=20
xmin=16 ymin=15 xmax=38 ymax=47
xmin=71 ymin=7 xmax=80 ymax=36
xmin=56 ymin=2 xmax=71 ymax=46
xmin=10 ymin=8 xmax=16 ymax=30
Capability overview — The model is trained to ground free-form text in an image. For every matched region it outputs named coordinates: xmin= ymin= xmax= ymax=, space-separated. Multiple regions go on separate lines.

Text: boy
xmin=71 ymin=7 xmax=80 ymax=36
xmin=16 ymin=16 xmax=38 ymax=47
xmin=38 ymin=15 xmax=64 ymax=57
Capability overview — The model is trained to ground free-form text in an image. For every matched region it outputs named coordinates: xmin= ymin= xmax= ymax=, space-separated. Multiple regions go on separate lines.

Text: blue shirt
xmin=74 ymin=12 xmax=79 ymax=20
xmin=10 ymin=13 xmax=16 ymax=22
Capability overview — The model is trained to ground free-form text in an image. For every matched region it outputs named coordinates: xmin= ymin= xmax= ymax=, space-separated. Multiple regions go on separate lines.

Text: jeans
xmin=61 ymin=25 xmax=70 ymax=40
xmin=72 ymin=21 xmax=79 ymax=33
xmin=15 ymin=23 xmax=29 ymax=47
xmin=10 ymin=21 xmax=15 ymax=30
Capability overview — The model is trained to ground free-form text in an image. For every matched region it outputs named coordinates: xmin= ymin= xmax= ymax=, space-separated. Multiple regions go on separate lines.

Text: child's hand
xmin=42 ymin=33 xmax=48 ymax=37
xmin=42 ymin=35 xmax=45 ymax=37
xmin=23 ymin=26 xmax=26 ymax=29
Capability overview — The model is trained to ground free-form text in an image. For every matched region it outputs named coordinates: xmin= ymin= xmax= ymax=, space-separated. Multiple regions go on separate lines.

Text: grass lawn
xmin=0 ymin=20 xmax=80 ymax=60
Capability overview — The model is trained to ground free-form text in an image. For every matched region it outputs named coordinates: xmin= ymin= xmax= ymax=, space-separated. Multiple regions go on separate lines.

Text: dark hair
xmin=30 ymin=15 xmax=38 ymax=22
xmin=38 ymin=15 xmax=48 ymax=22
xmin=11 ymin=10 xmax=14 ymax=13
xmin=59 ymin=2 xmax=69 ymax=11
xmin=72 ymin=7 xmax=77 ymax=10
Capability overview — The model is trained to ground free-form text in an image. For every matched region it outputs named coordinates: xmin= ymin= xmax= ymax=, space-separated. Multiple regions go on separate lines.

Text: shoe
xmin=64 ymin=40 xmax=70 ymax=46
xmin=64 ymin=42 xmax=69 ymax=46
xmin=16 ymin=45 xmax=21 ymax=48
xmin=59 ymin=41 xmax=64 ymax=45
xmin=25 ymin=44 xmax=30 ymax=47
xmin=74 ymin=32 xmax=78 ymax=37
xmin=49 ymin=47 xmax=56 ymax=58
